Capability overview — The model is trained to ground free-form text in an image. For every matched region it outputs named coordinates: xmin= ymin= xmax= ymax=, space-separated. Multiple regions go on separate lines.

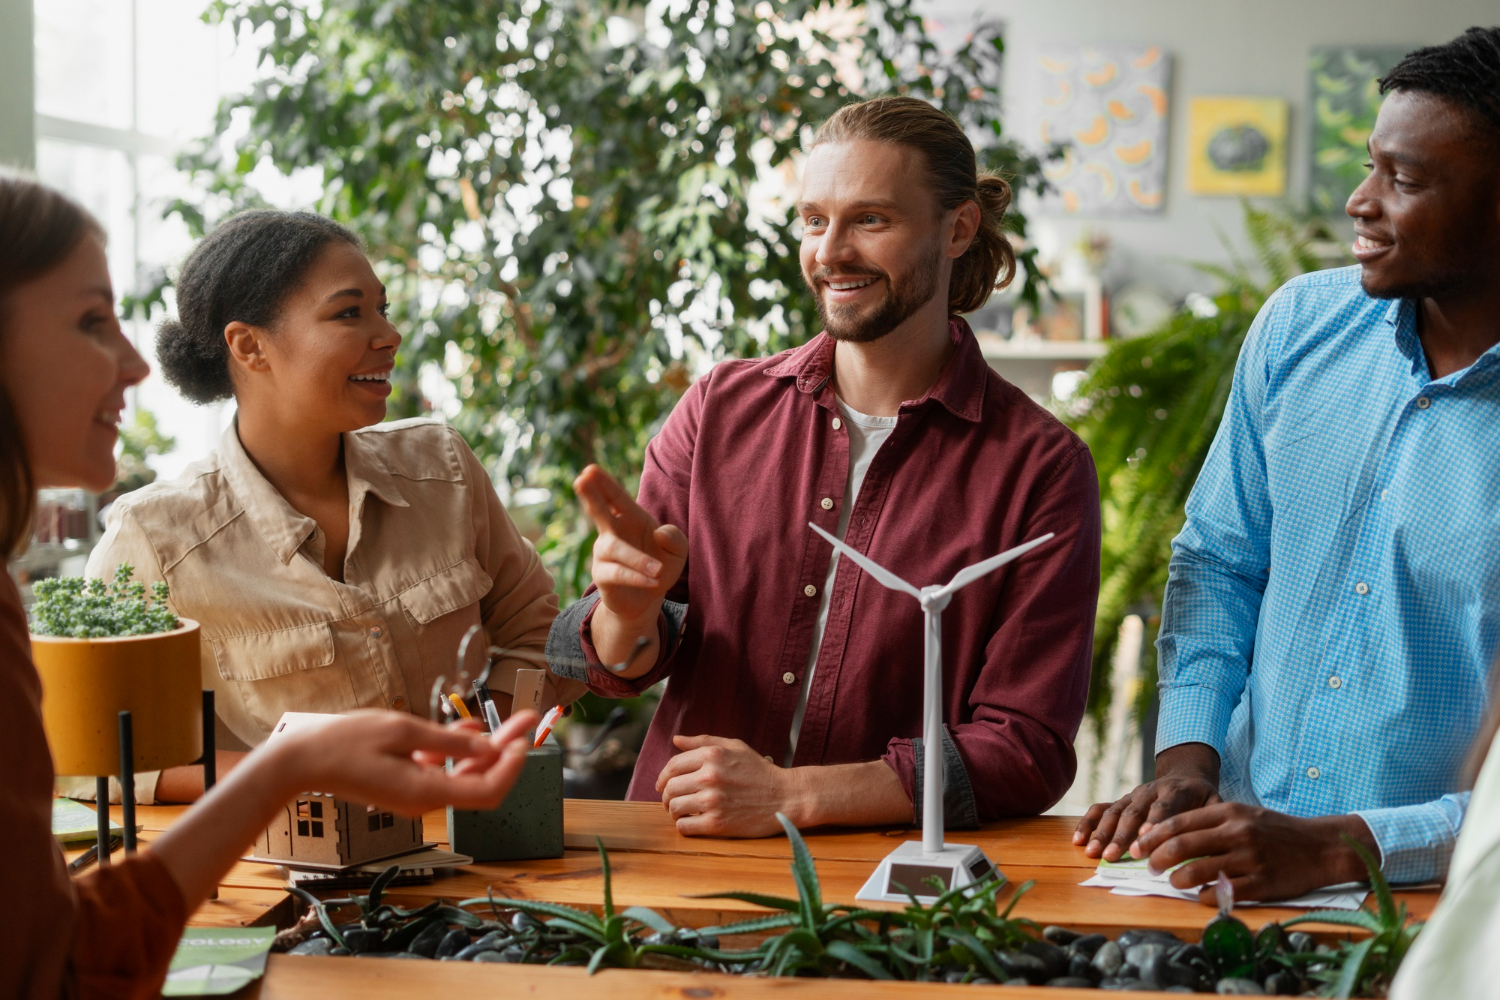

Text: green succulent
xmin=29 ymin=564 xmax=180 ymax=638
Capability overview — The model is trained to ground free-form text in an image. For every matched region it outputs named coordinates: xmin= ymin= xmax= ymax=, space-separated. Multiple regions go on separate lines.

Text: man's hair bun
xmin=156 ymin=210 xmax=361 ymax=405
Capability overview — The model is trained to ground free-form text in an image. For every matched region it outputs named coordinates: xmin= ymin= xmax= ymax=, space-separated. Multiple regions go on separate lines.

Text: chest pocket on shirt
xmin=209 ymin=621 xmax=350 ymax=739
xmin=397 ymin=558 xmax=494 ymax=625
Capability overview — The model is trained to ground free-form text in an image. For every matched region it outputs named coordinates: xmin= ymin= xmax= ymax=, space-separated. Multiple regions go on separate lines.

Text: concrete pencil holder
xmin=448 ymin=745 xmax=564 ymax=861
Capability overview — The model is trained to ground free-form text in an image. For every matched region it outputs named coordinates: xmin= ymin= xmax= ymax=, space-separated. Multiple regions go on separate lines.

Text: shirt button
xmin=1306 ymin=766 xmax=1321 ymax=780
xmin=391 ymin=696 xmax=406 ymax=710
xmin=1328 ymin=676 xmax=1342 ymax=689
xmin=1354 ymin=582 xmax=1370 ymax=595
xmin=1380 ymin=489 xmax=1389 ymax=500
xmin=369 ymin=626 xmax=384 ymax=638
xmin=803 ymin=584 xmax=817 ymax=597
xmin=820 ymin=497 xmax=834 ymax=510
xmin=1415 ymin=396 xmax=1431 ymax=409
xmin=832 ymin=417 xmax=842 ymax=430
xmin=781 ymin=671 xmax=797 ymax=685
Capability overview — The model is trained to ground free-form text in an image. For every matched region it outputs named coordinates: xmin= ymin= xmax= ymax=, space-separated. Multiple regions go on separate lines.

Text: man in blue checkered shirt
xmin=1075 ymin=27 xmax=1500 ymax=902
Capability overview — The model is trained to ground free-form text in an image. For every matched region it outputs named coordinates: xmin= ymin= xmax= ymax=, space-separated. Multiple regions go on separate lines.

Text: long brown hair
xmin=809 ymin=96 xmax=1017 ymax=315
xmin=0 ymin=172 xmax=105 ymax=557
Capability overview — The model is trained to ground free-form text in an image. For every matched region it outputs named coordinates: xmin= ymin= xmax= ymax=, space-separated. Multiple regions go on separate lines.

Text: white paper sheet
xmin=1080 ymin=857 xmax=1368 ymax=910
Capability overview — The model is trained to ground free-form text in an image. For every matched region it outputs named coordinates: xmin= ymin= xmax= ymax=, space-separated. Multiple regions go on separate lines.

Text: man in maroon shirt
xmin=547 ymin=97 xmax=1100 ymax=836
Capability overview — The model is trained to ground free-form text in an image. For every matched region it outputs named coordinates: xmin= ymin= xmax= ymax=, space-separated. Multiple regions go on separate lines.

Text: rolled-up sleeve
xmin=1156 ymin=297 xmax=1281 ymax=756
xmin=547 ymin=375 xmax=704 ymax=697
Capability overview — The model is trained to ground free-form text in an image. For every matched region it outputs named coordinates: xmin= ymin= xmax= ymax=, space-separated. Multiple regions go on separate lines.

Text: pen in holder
xmin=447 ymin=744 xmax=564 ymax=861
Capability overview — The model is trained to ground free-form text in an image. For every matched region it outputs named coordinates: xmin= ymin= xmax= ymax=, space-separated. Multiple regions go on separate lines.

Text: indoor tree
xmin=170 ymin=0 xmax=1047 ymax=599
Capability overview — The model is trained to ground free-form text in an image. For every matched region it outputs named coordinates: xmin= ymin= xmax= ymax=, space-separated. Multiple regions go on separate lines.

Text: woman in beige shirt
xmin=84 ymin=209 xmax=578 ymax=801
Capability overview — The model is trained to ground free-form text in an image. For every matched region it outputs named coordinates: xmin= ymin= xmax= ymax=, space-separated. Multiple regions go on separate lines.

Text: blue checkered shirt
xmin=1157 ymin=265 xmax=1500 ymax=884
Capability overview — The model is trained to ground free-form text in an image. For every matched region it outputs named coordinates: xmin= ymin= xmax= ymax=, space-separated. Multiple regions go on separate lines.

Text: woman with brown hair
xmin=0 ymin=171 xmax=539 ymax=997
xmin=75 ymin=206 xmax=582 ymax=806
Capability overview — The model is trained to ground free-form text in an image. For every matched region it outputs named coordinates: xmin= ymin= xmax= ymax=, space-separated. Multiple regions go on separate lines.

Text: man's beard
xmin=807 ymin=240 xmax=944 ymax=344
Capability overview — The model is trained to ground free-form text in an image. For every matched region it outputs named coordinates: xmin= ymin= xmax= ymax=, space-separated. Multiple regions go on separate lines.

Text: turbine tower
xmin=807 ymin=522 xmax=1054 ymax=901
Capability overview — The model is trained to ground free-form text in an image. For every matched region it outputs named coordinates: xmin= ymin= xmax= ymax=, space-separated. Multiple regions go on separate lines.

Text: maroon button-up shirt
xmin=555 ymin=319 xmax=1100 ymax=820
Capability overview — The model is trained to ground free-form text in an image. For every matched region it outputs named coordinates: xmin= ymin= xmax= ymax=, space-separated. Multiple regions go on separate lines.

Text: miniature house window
xmin=368 ymin=810 xmax=396 ymax=832
xmin=296 ymin=799 xmax=325 ymax=838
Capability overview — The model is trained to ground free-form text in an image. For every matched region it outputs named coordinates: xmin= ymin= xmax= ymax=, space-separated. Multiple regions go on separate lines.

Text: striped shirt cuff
xmin=1154 ymin=683 xmax=1237 ymax=757
xmin=1355 ymin=793 xmax=1469 ymax=885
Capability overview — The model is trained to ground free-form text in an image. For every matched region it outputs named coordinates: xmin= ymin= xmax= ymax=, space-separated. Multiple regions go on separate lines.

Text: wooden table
xmin=109 ymin=801 xmax=1438 ymax=997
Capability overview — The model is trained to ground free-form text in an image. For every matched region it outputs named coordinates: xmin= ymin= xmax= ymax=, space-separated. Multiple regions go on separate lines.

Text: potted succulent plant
xmin=29 ymin=564 xmax=202 ymax=777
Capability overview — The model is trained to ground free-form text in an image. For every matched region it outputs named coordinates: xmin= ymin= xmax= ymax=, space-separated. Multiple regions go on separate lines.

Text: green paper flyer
xmin=161 ymin=927 xmax=275 ymax=996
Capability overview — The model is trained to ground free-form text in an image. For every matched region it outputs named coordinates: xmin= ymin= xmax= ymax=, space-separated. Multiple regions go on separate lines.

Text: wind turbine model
xmin=807 ymin=522 xmax=1055 ymax=903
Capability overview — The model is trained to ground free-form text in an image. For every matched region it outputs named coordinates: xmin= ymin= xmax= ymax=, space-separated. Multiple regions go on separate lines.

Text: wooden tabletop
xmin=104 ymin=800 xmax=1440 ymax=997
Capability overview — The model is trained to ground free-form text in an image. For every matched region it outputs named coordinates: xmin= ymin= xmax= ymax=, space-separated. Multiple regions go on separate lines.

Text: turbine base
xmin=854 ymin=840 xmax=1001 ymax=904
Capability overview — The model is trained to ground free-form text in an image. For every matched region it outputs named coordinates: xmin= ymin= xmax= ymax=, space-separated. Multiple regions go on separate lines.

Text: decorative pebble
xmin=1092 ymin=940 xmax=1124 ymax=977
xmin=1021 ymin=939 xmax=1069 ymax=980
xmin=1216 ymin=978 xmax=1266 ymax=995
xmin=996 ymin=950 xmax=1050 ymax=984
xmin=434 ymin=927 xmax=471 ymax=959
xmin=1070 ymin=934 xmax=1108 ymax=959
xmin=1046 ymin=977 xmax=1096 ymax=988
xmin=287 ymin=937 xmax=333 ymax=956
xmin=1286 ymin=932 xmax=1316 ymax=954
xmin=1043 ymin=925 xmax=1082 ymax=946
xmin=1068 ymin=953 xmax=1104 ymax=983
xmin=472 ymin=950 xmax=507 ymax=963
xmin=511 ymin=912 xmax=544 ymax=934
xmin=455 ymin=932 xmax=506 ymax=961
xmin=408 ymin=921 xmax=448 ymax=958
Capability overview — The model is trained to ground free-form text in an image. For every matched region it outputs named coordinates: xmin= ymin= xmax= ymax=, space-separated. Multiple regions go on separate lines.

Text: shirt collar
xmin=1387 ymin=295 xmax=1500 ymax=385
xmin=343 ymin=429 xmax=412 ymax=511
xmin=764 ymin=316 xmax=988 ymax=423
xmin=218 ymin=421 xmax=410 ymax=566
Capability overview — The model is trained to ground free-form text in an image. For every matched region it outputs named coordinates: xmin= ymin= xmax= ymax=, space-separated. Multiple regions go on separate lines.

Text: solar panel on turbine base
xmin=855 ymin=840 xmax=1002 ymax=904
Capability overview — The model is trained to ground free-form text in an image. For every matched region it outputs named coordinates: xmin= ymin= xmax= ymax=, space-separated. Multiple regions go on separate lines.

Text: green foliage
xmin=1064 ymin=204 xmax=1342 ymax=729
xmin=1283 ymin=836 xmax=1424 ymax=999
xmin=30 ymin=565 xmax=180 ymax=638
xmin=286 ymin=817 xmax=1413 ymax=994
xmin=170 ymin=0 xmax=1046 ymax=599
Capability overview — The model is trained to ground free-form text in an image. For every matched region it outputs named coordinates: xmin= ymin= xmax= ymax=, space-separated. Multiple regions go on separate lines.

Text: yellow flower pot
xmin=32 ymin=620 xmax=203 ymax=776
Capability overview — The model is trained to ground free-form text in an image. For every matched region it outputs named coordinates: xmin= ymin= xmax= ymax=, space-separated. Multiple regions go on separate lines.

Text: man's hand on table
xmin=656 ymin=735 xmax=807 ymax=837
xmin=656 ymin=736 xmax=914 ymax=837
xmin=1134 ymin=804 xmax=1381 ymax=904
xmin=1075 ymin=742 xmax=1221 ymax=861
xmin=575 ymin=464 xmax=687 ymax=677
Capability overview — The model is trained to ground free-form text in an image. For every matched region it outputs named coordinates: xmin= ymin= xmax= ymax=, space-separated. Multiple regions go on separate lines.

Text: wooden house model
xmin=255 ymin=712 xmax=424 ymax=867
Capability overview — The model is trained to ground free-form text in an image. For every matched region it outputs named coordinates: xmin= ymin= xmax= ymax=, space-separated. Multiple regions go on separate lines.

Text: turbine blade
xmin=935 ymin=532 xmax=1056 ymax=598
xmin=807 ymin=522 xmax=921 ymax=599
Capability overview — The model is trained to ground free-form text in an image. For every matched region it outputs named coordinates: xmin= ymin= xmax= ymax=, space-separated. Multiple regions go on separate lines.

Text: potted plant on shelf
xmin=29 ymin=564 xmax=202 ymax=777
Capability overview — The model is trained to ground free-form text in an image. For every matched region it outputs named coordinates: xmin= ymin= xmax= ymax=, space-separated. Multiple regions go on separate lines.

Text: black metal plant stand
xmin=94 ymin=690 xmax=216 ymax=867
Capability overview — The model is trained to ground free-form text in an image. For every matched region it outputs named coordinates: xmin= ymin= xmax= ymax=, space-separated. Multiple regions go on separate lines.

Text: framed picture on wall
xmin=1187 ymin=96 xmax=1288 ymax=196
xmin=1031 ymin=44 xmax=1172 ymax=217
xmin=1308 ymin=46 xmax=1410 ymax=213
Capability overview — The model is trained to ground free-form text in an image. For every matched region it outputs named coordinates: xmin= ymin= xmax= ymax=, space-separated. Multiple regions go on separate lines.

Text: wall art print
xmin=1187 ymin=96 xmax=1288 ymax=196
xmin=1308 ymin=46 xmax=1410 ymax=214
xmin=1032 ymin=44 xmax=1172 ymax=216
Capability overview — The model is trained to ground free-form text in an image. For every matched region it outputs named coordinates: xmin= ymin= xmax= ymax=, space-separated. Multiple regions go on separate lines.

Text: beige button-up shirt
xmin=84 ymin=418 xmax=566 ymax=755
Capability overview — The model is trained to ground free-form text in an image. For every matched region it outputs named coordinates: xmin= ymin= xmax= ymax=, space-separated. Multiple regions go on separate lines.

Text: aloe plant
xmin=1282 ymin=837 xmax=1424 ymax=999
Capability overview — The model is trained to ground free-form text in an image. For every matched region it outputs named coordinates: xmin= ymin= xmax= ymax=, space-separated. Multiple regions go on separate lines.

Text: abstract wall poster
xmin=1187 ymin=96 xmax=1288 ymax=196
xmin=1308 ymin=46 xmax=1410 ymax=213
xmin=1032 ymin=44 xmax=1172 ymax=216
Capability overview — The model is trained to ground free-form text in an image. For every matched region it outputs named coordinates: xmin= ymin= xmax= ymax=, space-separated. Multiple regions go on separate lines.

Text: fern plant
xmin=1065 ymin=204 xmax=1346 ymax=732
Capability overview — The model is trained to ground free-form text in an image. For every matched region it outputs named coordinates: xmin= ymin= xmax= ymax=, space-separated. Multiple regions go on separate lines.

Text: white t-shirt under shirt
xmin=786 ymin=397 xmax=898 ymax=765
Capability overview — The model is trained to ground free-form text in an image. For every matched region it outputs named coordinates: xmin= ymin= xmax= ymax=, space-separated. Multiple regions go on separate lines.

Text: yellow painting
xmin=1188 ymin=97 xmax=1288 ymax=196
